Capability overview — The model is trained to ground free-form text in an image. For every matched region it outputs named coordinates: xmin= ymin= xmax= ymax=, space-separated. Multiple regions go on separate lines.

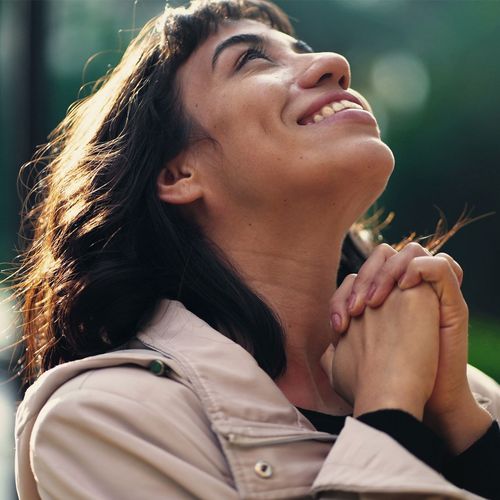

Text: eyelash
xmin=235 ymin=47 xmax=271 ymax=70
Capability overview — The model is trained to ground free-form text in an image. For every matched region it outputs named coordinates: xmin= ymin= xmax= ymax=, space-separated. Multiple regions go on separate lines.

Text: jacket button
xmin=149 ymin=359 xmax=168 ymax=376
xmin=254 ymin=461 xmax=273 ymax=479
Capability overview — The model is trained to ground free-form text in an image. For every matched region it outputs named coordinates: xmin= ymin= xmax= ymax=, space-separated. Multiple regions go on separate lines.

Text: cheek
xmin=206 ymin=73 xmax=288 ymax=139
xmin=201 ymin=100 xmax=287 ymax=200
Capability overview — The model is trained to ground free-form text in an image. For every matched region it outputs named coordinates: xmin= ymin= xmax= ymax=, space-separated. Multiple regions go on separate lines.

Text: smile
xmin=300 ymin=100 xmax=365 ymax=126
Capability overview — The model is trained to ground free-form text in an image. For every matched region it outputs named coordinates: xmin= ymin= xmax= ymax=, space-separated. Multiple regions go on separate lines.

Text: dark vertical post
xmin=12 ymin=0 xmax=48 ymax=245
xmin=1 ymin=1 xmax=48 ymax=499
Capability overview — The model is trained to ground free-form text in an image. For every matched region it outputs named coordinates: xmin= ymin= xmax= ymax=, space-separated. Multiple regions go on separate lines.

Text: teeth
xmin=321 ymin=105 xmax=334 ymax=117
xmin=332 ymin=101 xmax=345 ymax=112
xmin=305 ymin=99 xmax=364 ymax=124
xmin=342 ymin=99 xmax=363 ymax=110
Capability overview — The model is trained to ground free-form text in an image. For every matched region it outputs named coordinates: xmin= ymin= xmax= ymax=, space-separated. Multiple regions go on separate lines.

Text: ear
xmin=157 ymin=151 xmax=204 ymax=205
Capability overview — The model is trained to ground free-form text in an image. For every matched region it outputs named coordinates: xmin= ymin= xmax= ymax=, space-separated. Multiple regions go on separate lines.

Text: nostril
xmin=339 ymin=75 xmax=347 ymax=89
xmin=318 ymin=73 xmax=332 ymax=84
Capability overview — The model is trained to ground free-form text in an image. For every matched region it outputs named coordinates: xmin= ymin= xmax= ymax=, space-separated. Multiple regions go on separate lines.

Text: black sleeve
xmin=443 ymin=420 xmax=500 ymax=500
xmin=358 ymin=410 xmax=500 ymax=499
xmin=357 ymin=409 xmax=447 ymax=472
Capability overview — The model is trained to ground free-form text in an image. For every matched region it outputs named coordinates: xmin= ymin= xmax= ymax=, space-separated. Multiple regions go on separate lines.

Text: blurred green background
xmin=1 ymin=1 xmax=499 ymax=498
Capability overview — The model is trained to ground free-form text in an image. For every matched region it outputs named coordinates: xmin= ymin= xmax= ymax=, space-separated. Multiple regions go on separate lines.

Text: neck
xmin=209 ymin=213 xmax=353 ymax=415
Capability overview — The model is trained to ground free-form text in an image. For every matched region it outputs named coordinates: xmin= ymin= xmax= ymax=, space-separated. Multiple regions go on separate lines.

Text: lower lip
xmin=303 ymin=109 xmax=378 ymax=128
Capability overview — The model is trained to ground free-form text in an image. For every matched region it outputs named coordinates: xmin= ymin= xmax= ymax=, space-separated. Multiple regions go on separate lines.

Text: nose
xmin=296 ymin=52 xmax=351 ymax=90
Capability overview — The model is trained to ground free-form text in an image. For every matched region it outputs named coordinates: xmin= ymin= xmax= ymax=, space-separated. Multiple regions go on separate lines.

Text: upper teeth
xmin=309 ymin=99 xmax=364 ymax=124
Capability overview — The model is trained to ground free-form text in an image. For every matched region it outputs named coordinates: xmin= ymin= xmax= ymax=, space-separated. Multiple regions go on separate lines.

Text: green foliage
xmin=2 ymin=0 xmax=499 ymax=354
xmin=469 ymin=316 xmax=500 ymax=383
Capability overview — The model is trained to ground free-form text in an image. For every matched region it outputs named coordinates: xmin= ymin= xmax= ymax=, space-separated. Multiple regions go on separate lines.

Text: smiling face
xmin=171 ymin=19 xmax=394 ymax=233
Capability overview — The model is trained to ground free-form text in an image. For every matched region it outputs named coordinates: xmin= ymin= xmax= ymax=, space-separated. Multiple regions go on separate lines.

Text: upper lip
xmin=297 ymin=90 xmax=365 ymax=125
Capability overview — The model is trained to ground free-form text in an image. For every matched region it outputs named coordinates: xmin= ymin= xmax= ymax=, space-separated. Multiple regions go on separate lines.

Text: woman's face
xmin=175 ymin=20 xmax=394 ymax=228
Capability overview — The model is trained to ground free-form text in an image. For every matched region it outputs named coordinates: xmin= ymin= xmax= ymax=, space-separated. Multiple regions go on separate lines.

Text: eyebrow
xmin=212 ymin=34 xmax=263 ymax=70
xmin=211 ymin=33 xmax=314 ymax=71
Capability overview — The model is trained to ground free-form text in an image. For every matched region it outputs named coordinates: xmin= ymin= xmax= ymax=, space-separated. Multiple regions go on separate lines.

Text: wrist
xmin=424 ymin=392 xmax=493 ymax=454
xmin=353 ymin=389 xmax=425 ymax=421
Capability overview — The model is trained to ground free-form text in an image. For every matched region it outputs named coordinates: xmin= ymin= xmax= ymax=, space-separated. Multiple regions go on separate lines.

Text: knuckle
xmin=352 ymin=273 xmax=369 ymax=291
xmin=405 ymin=241 xmax=429 ymax=255
xmin=434 ymin=256 xmax=453 ymax=271
xmin=330 ymin=275 xmax=357 ymax=306
xmin=338 ymin=273 xmax=357 ymax=289
xmin=435 ymin=251 xmax=451 ymax=259
xmin=344 ymin=273 xmax=358 ymax=287
xmin=406 ymin=256 xmax=423 ymax=270
xmin=437 ymin=252 xmax=464 ymax=275
xmin=376 ymin=242 xmax=396 ymax=255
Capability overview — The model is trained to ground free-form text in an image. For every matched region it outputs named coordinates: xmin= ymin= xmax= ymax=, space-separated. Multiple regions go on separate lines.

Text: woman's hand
xmin=331 ymin=281 xmax=440 ymax=421
xmin=329 ymin=242 xmax=493 ymax=453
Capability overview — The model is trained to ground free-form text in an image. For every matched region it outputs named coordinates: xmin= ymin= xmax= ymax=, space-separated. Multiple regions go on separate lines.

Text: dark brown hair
xmin=15 ymin=0 xmax=367 ymax=384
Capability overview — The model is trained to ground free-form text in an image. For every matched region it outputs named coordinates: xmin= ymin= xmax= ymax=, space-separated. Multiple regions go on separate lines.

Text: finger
xmin=348 ymin=243 xmax=396 ymax=316
xmin=399 ymin=256 xmax=466 ymax=311
xmin=320 ymin=344 xmax=335 ymax=386
xmin=367 ymin=242 xmax=432 ymax=308
xmin=329 ymin=273 xmax=357 ymax=335
xmin=434 ymin=252 xmax=463 ymax=286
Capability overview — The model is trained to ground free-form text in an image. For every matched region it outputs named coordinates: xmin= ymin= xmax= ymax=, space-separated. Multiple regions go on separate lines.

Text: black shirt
xmin=297 ymin=407 xmax=500 ymax=499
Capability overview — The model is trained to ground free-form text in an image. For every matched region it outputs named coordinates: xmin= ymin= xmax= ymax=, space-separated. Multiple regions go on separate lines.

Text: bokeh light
xmin=371 ymin=51 xmax=430 ymax=114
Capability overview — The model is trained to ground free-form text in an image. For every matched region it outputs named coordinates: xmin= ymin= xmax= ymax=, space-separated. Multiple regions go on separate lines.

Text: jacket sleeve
xmin=29 ymin=369 xmax=239 ymax=500
xmin=311 ymin=364 xmax=500 ymax=500
xmin=311 ymin=418 xmax=476 ymax=500
xmin=439 ymin=365 xmax=500 ymax=499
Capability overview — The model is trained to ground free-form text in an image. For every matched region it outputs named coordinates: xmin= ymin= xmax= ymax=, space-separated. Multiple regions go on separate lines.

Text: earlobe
xmin=157 ymin=153 xmax=203 ymax=205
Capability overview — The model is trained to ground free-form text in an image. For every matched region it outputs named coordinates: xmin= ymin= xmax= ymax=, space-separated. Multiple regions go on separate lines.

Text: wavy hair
xmin=15 ymin=0 xmax=369 ymax=384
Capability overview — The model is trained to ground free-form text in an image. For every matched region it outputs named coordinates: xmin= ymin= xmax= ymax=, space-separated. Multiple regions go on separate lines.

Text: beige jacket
xmin=15 ymin=300 xmax=500 ymax=500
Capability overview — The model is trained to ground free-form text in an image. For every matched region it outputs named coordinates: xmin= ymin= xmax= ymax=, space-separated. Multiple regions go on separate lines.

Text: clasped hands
xmin=325 ymin=242 xmax=493 ymax=454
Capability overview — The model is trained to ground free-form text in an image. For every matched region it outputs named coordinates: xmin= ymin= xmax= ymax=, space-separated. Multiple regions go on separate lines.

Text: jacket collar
xmin=136 ymin=299 xmax=331 ymax=440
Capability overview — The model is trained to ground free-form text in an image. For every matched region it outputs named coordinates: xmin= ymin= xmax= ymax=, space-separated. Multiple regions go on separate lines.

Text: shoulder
xmin=30 ymin=364 xmax=233 ymax=498
xmin=33 ymin=363 xmax=218 ymax=454
xmin=45 ymin=362 xmax=202 ymax=420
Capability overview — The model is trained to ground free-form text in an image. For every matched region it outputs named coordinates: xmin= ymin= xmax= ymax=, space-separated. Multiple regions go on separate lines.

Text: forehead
xmin=176 ymin=19 xmax=298 ymax=121
xmin=182 ymin=19 xmax=295 ymax=73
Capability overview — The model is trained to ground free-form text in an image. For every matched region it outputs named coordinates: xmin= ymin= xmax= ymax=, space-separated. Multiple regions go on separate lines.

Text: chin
xmin=328 ymin=134 xmax=394 ymax=185
xmin=317 ymin=137 xmax=395 ymax=221
xmin=287 ymin=135 xmax=395 ymax=214
xmin=353 ymin=138 xmax=395 ymax=210
xmin=364 ymin=137 xmax=395 ymax=188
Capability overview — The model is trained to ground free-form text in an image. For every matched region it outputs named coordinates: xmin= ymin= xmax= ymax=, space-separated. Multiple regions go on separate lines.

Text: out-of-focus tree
xmin=1 ymin=0 xmax=499 ymax=369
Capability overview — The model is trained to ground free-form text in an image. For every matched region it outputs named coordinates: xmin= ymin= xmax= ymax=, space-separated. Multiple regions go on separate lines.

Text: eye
xmin=235 ymin=47 xmax=272 ymax=71
xmin=294 ymin=40 xmax=314 ymax=55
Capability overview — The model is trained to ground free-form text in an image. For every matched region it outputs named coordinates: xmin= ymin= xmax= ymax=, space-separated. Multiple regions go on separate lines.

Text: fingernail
xmin=367 ymin=283 xmax=376 ymax=301
xmin=347 ymin=292 xmax=356 ymax=312
xmin=331 ymin=313 xmax=342 ymax=331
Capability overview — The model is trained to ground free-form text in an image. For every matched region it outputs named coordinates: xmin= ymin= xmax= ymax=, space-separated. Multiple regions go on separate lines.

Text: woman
xmin=14 ymin=1 xmax=499 ymax=499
